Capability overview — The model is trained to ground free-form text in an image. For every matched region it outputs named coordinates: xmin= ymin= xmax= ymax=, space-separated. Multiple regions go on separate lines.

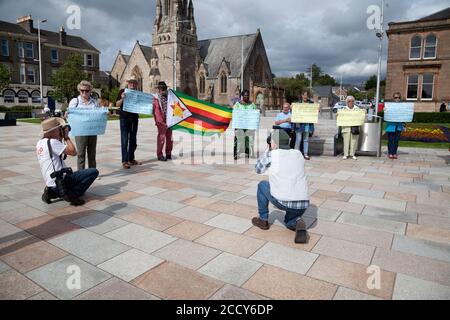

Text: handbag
xmin=351 ymin=126 xmax=360 ymax=135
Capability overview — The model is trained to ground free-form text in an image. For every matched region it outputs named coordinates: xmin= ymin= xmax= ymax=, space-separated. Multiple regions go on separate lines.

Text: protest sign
xmin=291 ymin=103 xmax=320 ymax=124
xmin=68 ymin=108 xmax=108 ymax=136
xmin=123 ymin=89 xmax=154 ymax=115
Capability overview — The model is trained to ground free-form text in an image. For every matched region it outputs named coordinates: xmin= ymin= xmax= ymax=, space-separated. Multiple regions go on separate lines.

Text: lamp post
xmin=37 ymin=18 xmax=47 ymax=108
xmin=375 ymin=0 xmax=385 ymax=157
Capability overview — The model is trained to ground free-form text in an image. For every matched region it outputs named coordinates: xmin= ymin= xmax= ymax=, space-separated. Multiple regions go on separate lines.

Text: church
xmin=110 ymin=0 xmax=284 ymax=108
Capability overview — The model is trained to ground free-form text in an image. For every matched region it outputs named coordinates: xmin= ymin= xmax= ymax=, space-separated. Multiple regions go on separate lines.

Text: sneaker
xmin=122 ymin=162 xmax=131 ymax=169
xmin=63 ymin=195 xmax=85 ymax=206
xmin=342 ymin=156 xmax=348 ymax=160
xmin=294 ymin=219 xmax=308 ymax=244
xmin=352 ymin=156 xmax=358 ymax=160
xmin=251 ymin=217 xmax=270 ymax=230
xmin=304 ymin=156 xmax=311 ymax=160
xmin=41 ymin=187 xmax=59 ymax=204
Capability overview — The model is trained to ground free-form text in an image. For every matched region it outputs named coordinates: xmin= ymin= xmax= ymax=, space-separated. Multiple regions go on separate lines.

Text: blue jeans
xmin=387 ymin=131 xmax=401 ymax=155
xmin=120 ymin=117 xmax=139 ymax=163
xmin=257 ymin=181 xmax=306 ymax=230
xmin=295 ymin=132 xmax=309 ymax=156
xmin=64 ymin=168 xmax=99 ymax=198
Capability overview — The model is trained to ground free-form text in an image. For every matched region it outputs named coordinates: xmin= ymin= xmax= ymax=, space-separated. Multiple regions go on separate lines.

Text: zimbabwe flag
xmin=170 ymin=90 xmax=233 ymax=136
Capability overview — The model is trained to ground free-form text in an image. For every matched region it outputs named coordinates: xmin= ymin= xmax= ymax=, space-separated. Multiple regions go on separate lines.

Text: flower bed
xmin=383 ymin=125 xmax=450 ymax=143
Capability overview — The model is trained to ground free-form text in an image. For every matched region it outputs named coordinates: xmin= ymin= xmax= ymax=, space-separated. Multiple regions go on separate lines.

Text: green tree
xmin=101 ymin=85 xmax=120 ymax=104
xmin=51 ymin=53 xmax=86 ymax=103
xmin=0 ymin=64 xmax=11 ymax=92
xmin=365 ymin=75 xmax=377 ymax=90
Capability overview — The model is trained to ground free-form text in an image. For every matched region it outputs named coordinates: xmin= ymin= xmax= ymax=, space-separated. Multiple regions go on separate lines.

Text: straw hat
xmin=41 ymin=117 xmax=66 ymax=136
xmin=127 ymin=75 xmax=138 ymax=83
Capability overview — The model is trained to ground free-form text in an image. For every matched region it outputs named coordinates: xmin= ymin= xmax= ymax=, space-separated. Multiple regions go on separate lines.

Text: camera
xmin=50 ymin=167 xmax=73 ymax=198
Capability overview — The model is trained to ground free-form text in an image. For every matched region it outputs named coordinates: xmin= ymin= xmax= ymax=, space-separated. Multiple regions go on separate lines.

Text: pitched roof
xmin=198 ymin=33 xmax=258 ymax=77
xmin=0 ymin=19 xmax=99 ymax=52
xmin=416 ymin=7 xmax=450 ymax=22
xmin=139 ymin=44 xmax=153 ymax=63
xmin=313 ymin=86 xmax=333 ymax=97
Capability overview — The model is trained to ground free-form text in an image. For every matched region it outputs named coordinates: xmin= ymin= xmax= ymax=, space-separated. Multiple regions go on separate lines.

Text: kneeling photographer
xmin=36 ymin=117 xmax=99 ymax=206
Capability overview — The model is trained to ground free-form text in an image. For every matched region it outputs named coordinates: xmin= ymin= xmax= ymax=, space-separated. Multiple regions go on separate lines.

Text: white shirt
xmin=68 ymin=96 xmax=98 ymax=110
xmin=36 ymin=138 xmax=67 ymax=187
xmin=268 ymin=149 xmax=309 ymax=201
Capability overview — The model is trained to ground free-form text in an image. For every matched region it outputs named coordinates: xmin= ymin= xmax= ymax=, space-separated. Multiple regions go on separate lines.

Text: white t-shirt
xmin=68 ymin=96 xmax=98 ymax=110
xmin=36 ymin=138 xmax=67 ymax=187
xmin=268 ymin=149 xmax=309 ymax=201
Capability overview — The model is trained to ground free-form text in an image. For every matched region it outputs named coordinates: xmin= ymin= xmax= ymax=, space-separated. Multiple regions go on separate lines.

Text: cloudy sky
xmin=1 ymin=0 xmax=447 ymax=84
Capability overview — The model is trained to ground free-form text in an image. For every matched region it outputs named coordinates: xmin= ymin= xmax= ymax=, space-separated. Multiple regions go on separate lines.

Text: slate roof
xmin=0 ymin=19 xmax=99 ymax=52
xmin=198 ymin=33 xmax=258 ymax=78
xmin=140 ymin=44 xmax=153 ymax=62
xmin=416 ymin=7 xmax=450 ymax=22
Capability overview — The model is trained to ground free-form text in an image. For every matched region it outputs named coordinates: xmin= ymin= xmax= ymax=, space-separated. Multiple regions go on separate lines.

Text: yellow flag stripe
xmin=177 ymin=121 xmax=225 ymax=133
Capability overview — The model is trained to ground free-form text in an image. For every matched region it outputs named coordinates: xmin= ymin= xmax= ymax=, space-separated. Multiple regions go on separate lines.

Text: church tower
xmin=151 ymin=0 xmax=198 ymax=96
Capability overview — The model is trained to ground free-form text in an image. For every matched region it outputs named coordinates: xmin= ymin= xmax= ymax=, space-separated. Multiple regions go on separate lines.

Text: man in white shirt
xmin=252 ymin=130 xmax=310 ymax=244
xmin=37 ymin=117 xmax=99 ymax=206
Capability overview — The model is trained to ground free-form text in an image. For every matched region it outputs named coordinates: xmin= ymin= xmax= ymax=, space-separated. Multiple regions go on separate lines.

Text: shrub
xmin=378 ymin=112 xmax=450 ymax=123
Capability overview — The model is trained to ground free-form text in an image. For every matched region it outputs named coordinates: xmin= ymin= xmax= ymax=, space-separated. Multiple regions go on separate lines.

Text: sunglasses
xmin=394 ymin=97 xmax=401 ymax=99
xmin=80 ymin=89 xmax=91 ymax=93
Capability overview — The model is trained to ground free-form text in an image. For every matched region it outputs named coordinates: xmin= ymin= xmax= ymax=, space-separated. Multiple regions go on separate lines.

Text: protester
xmin=293 ymin=91 xmax=314 ymax=160
xmin=440 ymin=100 xmax=448 ymax=113
xmin=68 ymin=80 xmax=100 ymax=171
xmin=116 ymin=76 xmax=142 ymax=169
xmin=340 ymin=95 xmax=360 ymax=160
xmin=37 ymin=117 xmax=99 ymax=206
xmin=233 ymin=90 xmax=257 ymax=160
xmin=386 ymin=92 xmax=406 ymax=160
xmin=153 ymin=81 xmax=173 ymax=162
xmin=251 ymin=130 xmax=309 ymax=244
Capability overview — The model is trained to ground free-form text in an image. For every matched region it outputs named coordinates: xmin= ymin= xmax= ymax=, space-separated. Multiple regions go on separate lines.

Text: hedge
xmin=378 ymin=112 xmax=450 ymax=123
xmin=0 ymin=106 xmax=40 ymax=112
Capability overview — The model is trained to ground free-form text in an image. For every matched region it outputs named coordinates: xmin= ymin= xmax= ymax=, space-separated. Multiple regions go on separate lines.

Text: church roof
xmin=140 ymin=44 xmax=153 ymax=62
xmin=198 ymin=33 xmax=258 ymax=78
xmin=416 ymin=7 xmax=450 ymax=22
xmin=0 ymin=19 xmax=99 ymax=52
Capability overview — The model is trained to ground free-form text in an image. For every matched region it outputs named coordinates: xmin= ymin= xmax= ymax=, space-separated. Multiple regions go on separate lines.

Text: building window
xmin=199 ymin=74 xmax=206 ymax=94
xmin=51 ymin=49 xmax=58 ymax=63
xmin=407 ymin=75 xmax=419 ymax=100
xmin=164 ymin=0 xmax=170 ymax=16
xmin=31 ymin=91 xmax=41 ymax=104
xmin=18 ymin=91 xmax=29 ymax=103
xmin=184 ymin=72 xmax=189 ymax=84
xmin=18 ymin=42 xmax=24 ymax=58
xmin=409 ymin=36 xmax=422 ymax=60
xmin=84 ymin=54 xmax=93 ymax=67
xmin=3 ymin=89 xmax=15 ymax=103
xmin=27 ymin=66 xmax=36 ymax=84
xmin=25 ymin=42 xmax=34 ymax=59
xmin=1 ymin=39 xmax=9 ymax=57
xmin=421 ymin=73 xmax=434 ymax=100
xmin=423 ymin=34 xmax=437 ymax=59
xmin=220 ymin=73 xmax=227 ymax=94
xmin=20 ymin=64 xmax=26 ymax=83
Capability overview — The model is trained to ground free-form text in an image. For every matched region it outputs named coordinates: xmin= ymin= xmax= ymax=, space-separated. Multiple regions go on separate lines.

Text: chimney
xmin=17 ymin=15 xmax=34 ymax=33
xmin=59 ymin=26 xmax=67 ymax=46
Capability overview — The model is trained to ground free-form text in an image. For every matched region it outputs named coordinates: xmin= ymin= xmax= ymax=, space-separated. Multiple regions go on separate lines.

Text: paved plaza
xmin=1 ymin=118 xmax=450 ymax=300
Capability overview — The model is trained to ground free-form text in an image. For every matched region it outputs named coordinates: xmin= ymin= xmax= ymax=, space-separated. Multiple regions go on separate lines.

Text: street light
xmin=37 ymin=18 xmax=47 ymax=108
xmin=374 ymin=0 xmax=385 ymax=157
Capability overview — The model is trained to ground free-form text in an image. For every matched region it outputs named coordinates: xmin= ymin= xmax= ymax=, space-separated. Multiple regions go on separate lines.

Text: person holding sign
xmin=233 ymin=90 xmax=257 ymax=160
xmin=116 ymin=76 xmax=142 ymax=169
xmin=386 ymin=92 xmax=406 ymax=160
xmin=153 ymin=81 xmax=173 ymax=162
xmin=292 ymin=91 xmax=315 ymax=160
xmin=339 ymin=96 xmax=360 ymax=160
xmin=68 ymin=81 xmax=100 ymax=172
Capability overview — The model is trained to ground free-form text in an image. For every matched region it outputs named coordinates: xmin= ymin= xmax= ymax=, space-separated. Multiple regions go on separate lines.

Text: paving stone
xmin=16 ymin=215 xmax=81 ymax=241
xmin=312 ymin=236 xmax=375 ymax=265
xmin=183 ymin=196 xmax=220 ymax=208
xmin=135 ymin=186 xmax=168 ymax=196
xmin=406 ymin=224 xmax=450 ymax=244
xmin=128 ymin=196 xmax=186 ymax=213
xmin=407 ymin=202 xmax=450 ymax=218
xmin=171 ymin=206 xmax=219 ymax=223
xmin=154 ymin=190 xmax=196 ymax=202
xmin=27 ymin=291 xmax=58 ymax=300
xmin=49 ymin=229 xmax=130 ymax=265
xmin=304 ymin=207 xmax=341 ymax=222
xmin=199 ymin=252 xmax=262 ymax=286
xmin=196 ymin=228 xmax=265 ymax=258
xmin=104 ymin=224 xmax=177 ymax=254
xmin=372 ymin=247 xmax=450 ymax=287
xmin=251 ymin=242 xmax=318 ymax=274
xmin=72 ymin=212 xmax=129 ymax=234
xmin=0 ymin=269 xmax=43 ymax=300
xmin=392 ymin=235 xmax=450 ymax=263
xmin=0 ymin=240 xmax=68 ymax=273
xmin=154 ymin=239 xmax=220 ymax=270
xmin=385 ymin=192 xmax=417 ymax=202
xmin=337 ymin=213 xmax=406 ymax=235
xmin=321 ymin=200 xmax=364 ymax=215
xmin=342 ymin=187 xmax=385 ymax=199
xmin=164 ymin=220 xmax=214 ymax=241
xmin=362 ymin=206 xmax=417 ymax=224
xmin=75 ymin=277 xmax=159 ymax=300
xmin=209 ymin=284 xmax=269 ymax=300
xmin=0 ymin=207 xmax=47 ymax=225
xmin=392 ymin=274 xmax=450 ymax=300
xmin=307 ymin=256 xmax=395 ymax=300
xmin=205 ymin=213 xmax=253 ymax=234
xmin=0 ymin=260 xmax=10 ymax=273
xmin=98 ymin=249 xmax=164 ymax=281
xmin=0 ymin=200 xmax=28 ymax=212
xmin=132 ymin=262 xmax=223 ymax=300
xmin=205 ymin=201 xmax=257 ymax=219
xmin=119 ymin=209 xmax=182 ymax=232
xmin=212 ymin=191 xmax=246 ymax=202
xmin=418 ymin=214 xmax=450 ymax=230
xmin=349 ymin=195 xmax=406 ymax=212
xmin=333 ymin=287 xmax=382 ymax=300
xmin=243 ymin=265 xmax=337 ymax=300
xmin=311 ymin=190 xmax=352 ymax=202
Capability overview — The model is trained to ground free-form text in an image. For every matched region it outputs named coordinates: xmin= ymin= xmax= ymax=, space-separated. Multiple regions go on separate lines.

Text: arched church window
xmin=199 ymin=74 xmax=206 ymax=94
xmin=220 ymin=73 xmax=228 ymax=94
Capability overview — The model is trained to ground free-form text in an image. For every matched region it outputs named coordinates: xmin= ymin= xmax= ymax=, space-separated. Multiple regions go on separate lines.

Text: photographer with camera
xmin=36 ymin=117 xmax=99 ymax=206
